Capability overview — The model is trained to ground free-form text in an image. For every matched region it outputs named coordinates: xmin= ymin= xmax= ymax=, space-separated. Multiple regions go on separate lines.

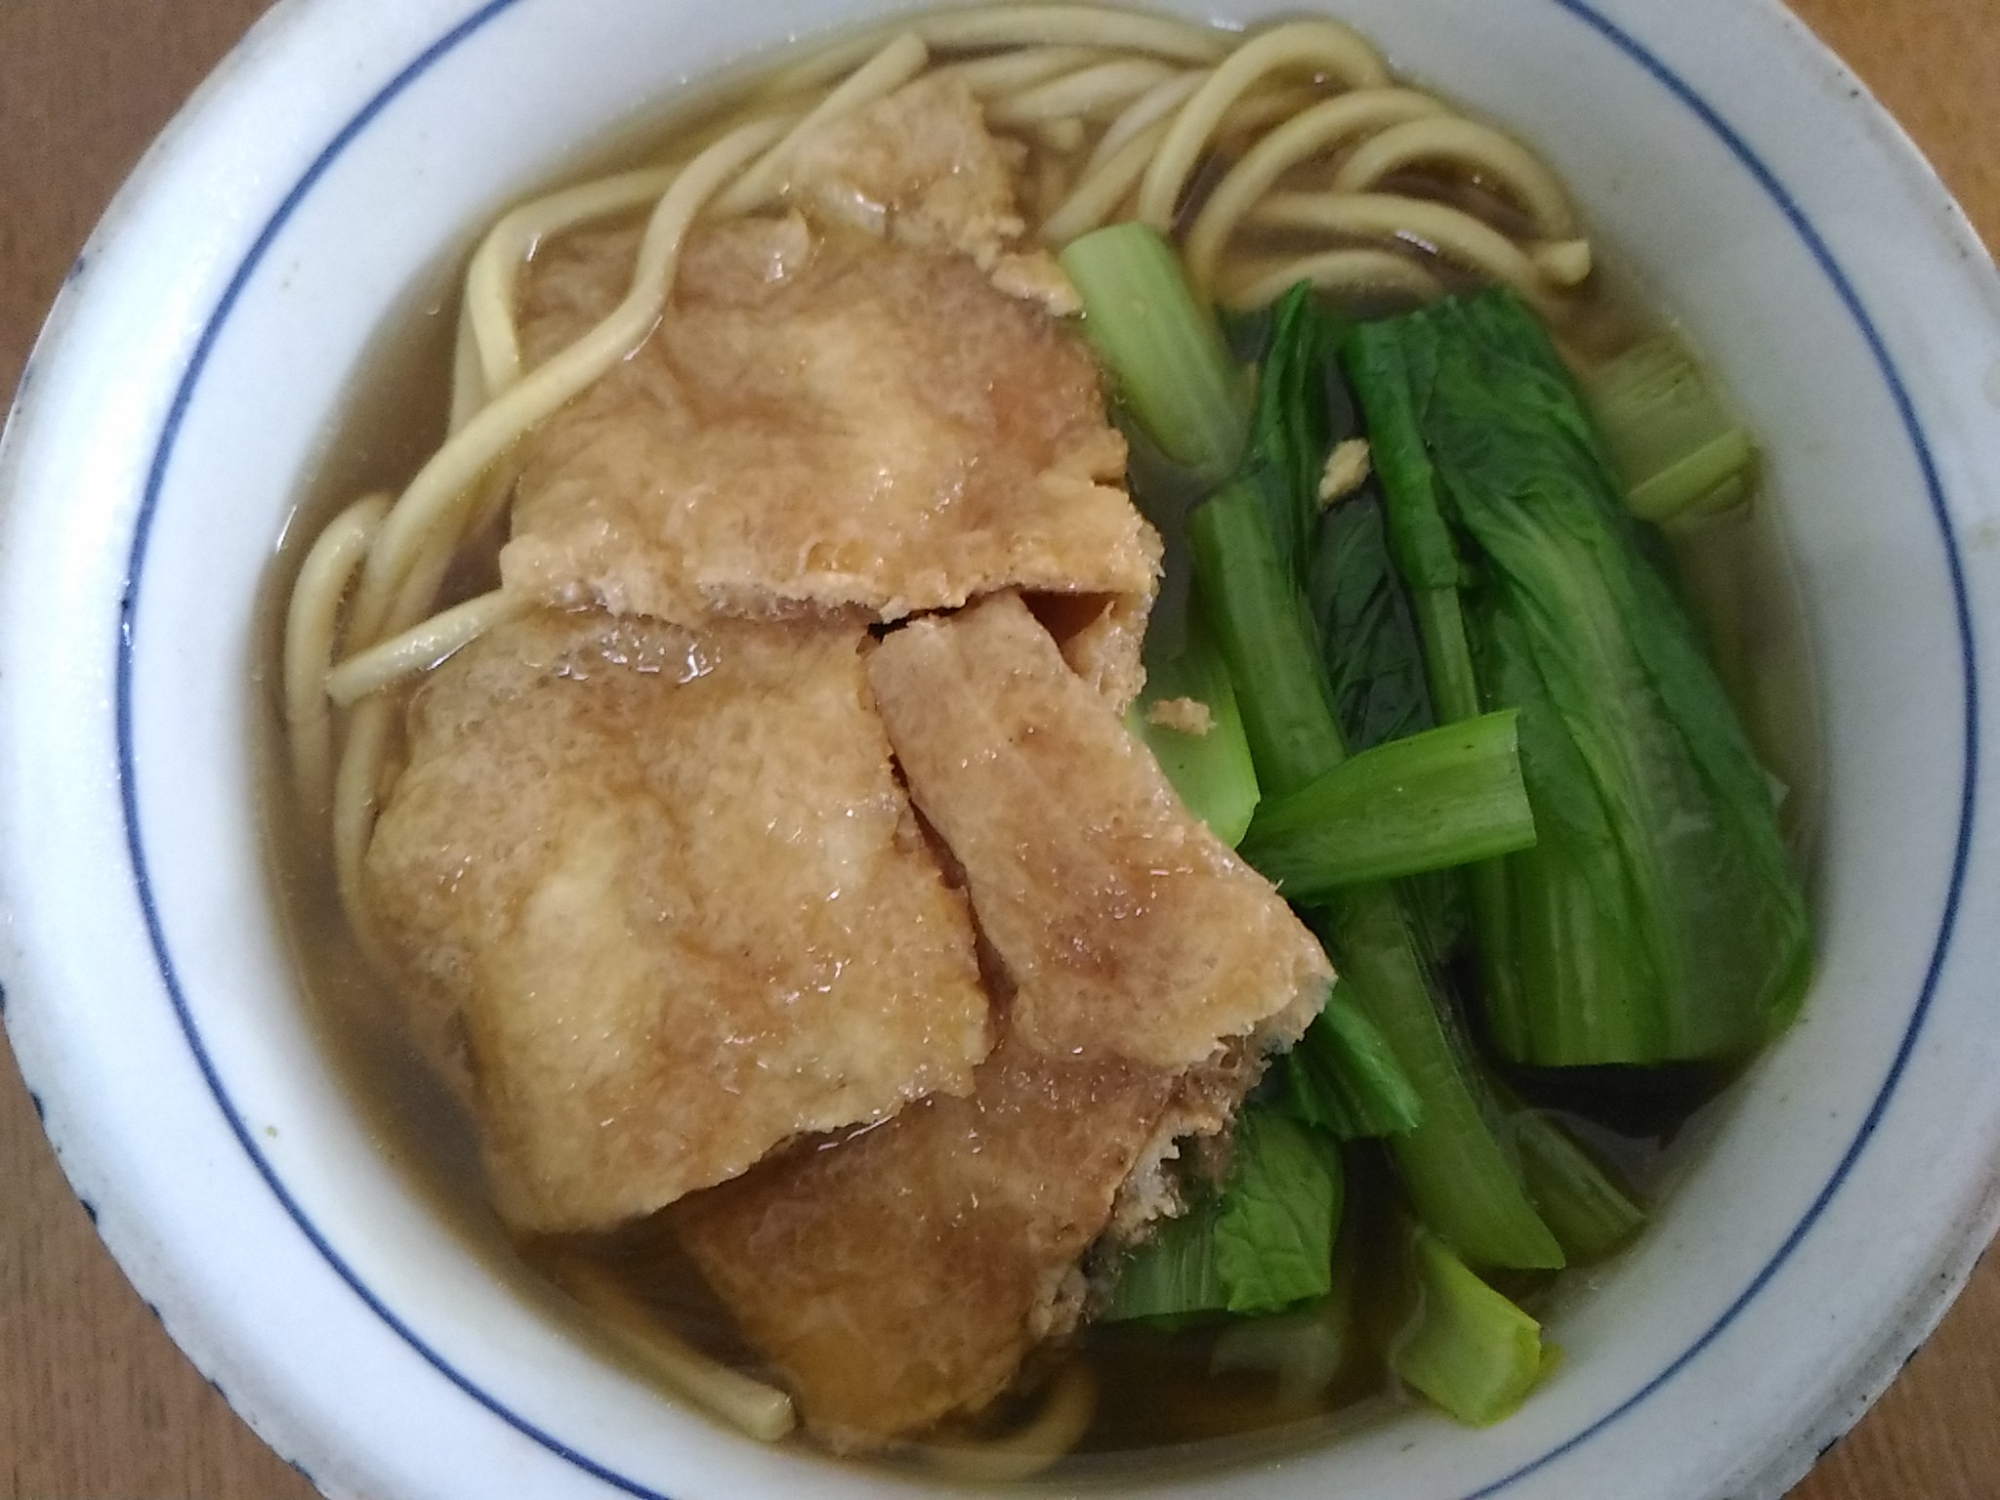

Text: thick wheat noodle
xmin=1332 ymin=115 xmax=1579 ymax=238
xmin=988 ymin=57 xmax=1182 ymax=126
xmin=333 ymin=562 xmax=518 ymax=940
xmin=1034 ymin=116 xmax=1088 ymax=152
xmin=1137 ymin=21 xmax=1390 ymax=229
xmin=715 ymin=33 xmax=929 ymax=217
xmin=284 ymin=494 xmax=391 ymax=807
xmin=1210 ymin=83 xmax=1328 ymax=141
xmin=919 ymin=1364 xmax=1098 ymax=1482
xmin=463 ymin=165 xmax=680 ymax=400
xmin=1080 ymin=71 xmax=1301 ymax=180
xmin=384 ymin=526 xmax=470 ymax=657
xmin=1221 ymin=247 xmax=1446 ymax=309
xmin=342 ymin=115 xmax=785 ymax=653
xmin=550 ymin=1253 xmax=797 ymax=1441
xmin=1085 ymin=68 xmax=1205 ymax=174
xmin=755 ymin=28 xmax=896 ymax=98
xmin=327 ymin=564 xmax=465 ymax=945
xmin=1533 ymin=237 xmax=1594 ymax=286
xmin=916 ymin=5 xmax=1228 ymax=62
xmin=1031 ymin=148 xmax=1070 ymax=225
xmin=326 ymin=590 xmax=531 ymax=708
xmin=936 ymin=45 xmax=1110 ymax=97
xmin=323 ymin=478 xmax=509 ymax=908
xmin=1039 ymin=116 xmax=1170 ymax=243
xmin=400 ymin=462 xmax=522 ymax=631
xmin=1249 ymin=190 xmax=1569 ymax=316
xmin=448 ymin=303 xmax=485 ymax=436
xmin=323 ymin=113 xmax=784 ymax=948
xmin=716 ymin=17 xmax=1151 ymax=99
xmin=382 ymin=462 xmax=522 ymax=653
xmin=1184 ymin=87 xmax=1450 ymax=297
xmin=1043 ymin=78 xmax=1348 ymax=245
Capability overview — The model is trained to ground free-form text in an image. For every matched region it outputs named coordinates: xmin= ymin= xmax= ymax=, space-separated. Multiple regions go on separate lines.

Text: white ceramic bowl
xmin=3 ymin=1 xmax=1998 ymax=1496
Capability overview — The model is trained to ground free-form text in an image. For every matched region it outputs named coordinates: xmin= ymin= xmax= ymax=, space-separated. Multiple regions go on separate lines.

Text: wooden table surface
xmin=2 ymin=2 xmax=1996 ymax=1496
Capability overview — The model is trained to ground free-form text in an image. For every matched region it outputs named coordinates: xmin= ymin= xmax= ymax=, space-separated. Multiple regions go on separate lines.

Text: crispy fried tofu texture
xmin=869 ymin=594 xmax=1333 ymax=1070
xmin=672 ymin=1033 xmax=1178 ymax=1451
xmin=789 ymin=74 xmax=1080 ymax=314
xmin=365 ymin=609 xmax=991 ymax=1233
xmin=790 ymin=74 xmax=1024 ymax=267
xmin=499 ymin=212 xmax=1158 ymax=708
xmin=673 ymin=598 xmax=1333 ymax=1448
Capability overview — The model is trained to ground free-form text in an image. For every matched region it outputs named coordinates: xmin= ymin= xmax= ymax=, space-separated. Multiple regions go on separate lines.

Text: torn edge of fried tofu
xmin=869 ymin=593 xmax=1331 ymax=1072
xmin=671 ymin=1031 xmax=1184 ymax=1452
xmin=672 ymin=594 xmax=1332 ymax=1449
xmin=494 ymin=80 xmax=1156 ymax=711
xmin=364 ymin=607 xmax=994 ymax=1233
xmin=788 ymin=73 xmax=1081 ymax=315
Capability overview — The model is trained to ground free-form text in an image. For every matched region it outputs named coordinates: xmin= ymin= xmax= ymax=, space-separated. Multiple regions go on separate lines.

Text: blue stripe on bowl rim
xmin=110 ymin=1 xmax=1980 ymax=1495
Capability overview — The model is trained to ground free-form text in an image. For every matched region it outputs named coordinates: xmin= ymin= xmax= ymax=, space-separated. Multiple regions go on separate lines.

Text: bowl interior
xmin=11 ymin=0 xmax=1998 ymax=1496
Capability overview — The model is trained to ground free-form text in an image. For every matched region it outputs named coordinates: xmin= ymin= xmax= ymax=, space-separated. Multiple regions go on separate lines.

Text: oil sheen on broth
xmin=262 ymin=5 xmax=1819 ymax=1478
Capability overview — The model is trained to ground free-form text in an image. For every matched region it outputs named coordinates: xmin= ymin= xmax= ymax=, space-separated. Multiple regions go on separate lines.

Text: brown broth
xmin=256 ymin=13 xmax=1821 ymax=1481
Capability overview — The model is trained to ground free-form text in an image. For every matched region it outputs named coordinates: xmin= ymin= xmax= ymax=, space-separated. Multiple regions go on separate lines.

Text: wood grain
xmin=0 ymin=2 xmax=1994 ymax=1496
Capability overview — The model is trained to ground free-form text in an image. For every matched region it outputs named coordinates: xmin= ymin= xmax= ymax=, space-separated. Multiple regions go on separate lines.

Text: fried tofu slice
xmin=498 ymin=213 xmax=1158 ymax=705
xmin=671 ymin=1032 xmax=1179 ymax=1451
xmin=789 ymin=74 xmax=1080 ymax=314
xmin=673 ymin=600 xmax=1329 ymax=1446
xmin=867 ymin=593 xmax=1334 ymax=1072
xmin=790 ymin=74 xmax=1024 ymax=265
xmin=365 ymin=609 xmax=991 ymax=1233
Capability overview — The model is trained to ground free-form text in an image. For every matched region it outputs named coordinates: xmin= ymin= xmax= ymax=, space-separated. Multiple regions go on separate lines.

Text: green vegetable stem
xmin=1582 ymin=332 xmax=1758 ymax=524
xmin=1129 ymin=588 xmax=1262 ymax=846
xmin=1345 ymin=291 xmax=1810 ymax=1067
xmin=1104 ymin=1107 xmax=1345 ymax=1321
xmin=1390 ymin=1225 xmax=1551 ymax=1426
xmin=1240 ymin=710 xmax=1537 ymax=898
xmin=1059 ymin=223 xmax=1250 ymax=487
xmin=1189 ymin=428 xmax=1561 ymax=1272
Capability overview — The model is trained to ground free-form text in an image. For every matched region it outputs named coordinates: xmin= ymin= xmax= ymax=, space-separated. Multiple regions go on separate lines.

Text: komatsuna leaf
xmin=1103 ymin=1107 xmax=1344 ymax=1321
xmin=1270 ymin=986 xmax=1424 ymax=1139
xmin=1100 ymin=1197 xmax=1229 ymax=1322
xmin=1213 ymin=1109 xmax=1346 ymax=1314
xmin=1343 ymin=291 xmax=1810 ymax=1066
xmin=1307 ymin=490 xmax=1469 ymax=967
xmin=1245 ymin=282 xmax=1351 ymax=583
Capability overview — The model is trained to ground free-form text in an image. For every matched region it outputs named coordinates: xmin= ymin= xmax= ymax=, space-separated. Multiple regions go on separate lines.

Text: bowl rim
xmin=6 ymin=0 xmax=1996 ymax=1494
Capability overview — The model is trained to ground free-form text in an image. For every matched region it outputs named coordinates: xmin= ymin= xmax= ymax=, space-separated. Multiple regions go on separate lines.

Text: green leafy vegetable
xmin=1391 ymin=1225 xmax=1549 ymax=1425
xmin=1298 ymin=435 xmax=1644 ymax=1254
xmin=1307 ymin=489 xmax=1469 ymax=968
xmin=1100 ymin=1199 xmax=1228 ymax=1323
xmin=1269 ymin=986 xmax=1423 ymax=1139
xmin=1059 ymin=224 xmax=1249 ymax=486
xmin=1510 ymin=1110 xmax=1646 ymax=1264
xmin=1191 ymin=483 xmax=1557 ymax=1263
xmin=1244 ymin=282 xmax=1351 ymax=578
xmin=1315 ymin=894 xmax=1563 ymax=1270
xmin=1104 ymin=1108 xmax=1343 ymax=1321
xmin=1179 ymin=286 xmax=1561 ymax=1271
xmin=1190 ymin=478 xmax=1348 ymax=796
xmin=1345 ymin=291 xmax=1811 ymax=1066
xmin=1309 ymin=494 xmax=1437 ymax=751
xmin=1130 ymin=589 xmax=1261 ymax=846
xmin=1209 ymin=1234 xmax=1360 ymax=1406
xmin=1582 ymin=332 xmax=1758 ymax=524
xmin=1240 ymin=710 xmax=1536 ymax=897
xmin=1214 ymin=1111 xmax=1347 ymax=1314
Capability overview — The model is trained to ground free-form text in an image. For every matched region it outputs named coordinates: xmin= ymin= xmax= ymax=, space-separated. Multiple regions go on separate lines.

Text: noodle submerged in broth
xmin=267 ymin=3 xmax=1814 ymax=1478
